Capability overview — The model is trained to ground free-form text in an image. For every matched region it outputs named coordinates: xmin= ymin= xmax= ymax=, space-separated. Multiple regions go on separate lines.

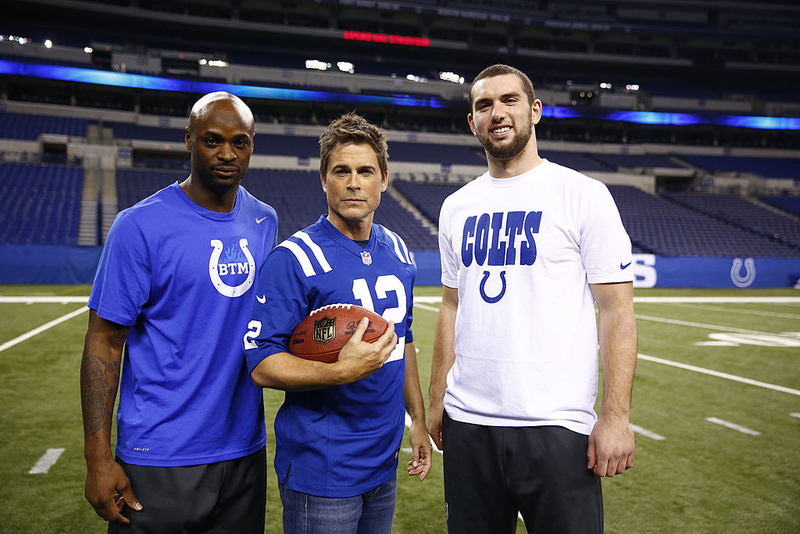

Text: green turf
xmin=1 ymin=285 xmax=799 ymax=533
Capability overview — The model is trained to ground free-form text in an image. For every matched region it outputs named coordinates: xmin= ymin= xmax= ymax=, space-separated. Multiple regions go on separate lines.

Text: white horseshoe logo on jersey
xmin=209 ymin=238 xmax=256 ymax=297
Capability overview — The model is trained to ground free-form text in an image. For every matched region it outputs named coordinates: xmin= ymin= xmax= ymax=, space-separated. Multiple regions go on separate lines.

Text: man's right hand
xmin=427 ymin=402 xmax=444 ymax=450
xmin=85 ymin=459 xmax=142 ymax=523
xmin=334 ymin=317 xmax=397 ymax=382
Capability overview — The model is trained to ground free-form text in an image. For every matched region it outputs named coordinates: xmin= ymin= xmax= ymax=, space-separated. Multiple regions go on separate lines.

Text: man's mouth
xmin=490 ymin=126 xmax=512 ymax=137
xmin=213 ymin=167 xmax=238 ymax=177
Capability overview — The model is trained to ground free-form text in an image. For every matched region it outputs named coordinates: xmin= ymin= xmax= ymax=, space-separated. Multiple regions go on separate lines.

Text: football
xmin=289 ymin=303 xmax=389 ymax=363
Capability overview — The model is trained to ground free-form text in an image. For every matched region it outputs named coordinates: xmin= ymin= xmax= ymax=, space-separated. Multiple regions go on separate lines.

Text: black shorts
xmin=109 ymin=446 xmax=267 ymax=534
xmin=442 ymin=412 xmax=602 ymax=534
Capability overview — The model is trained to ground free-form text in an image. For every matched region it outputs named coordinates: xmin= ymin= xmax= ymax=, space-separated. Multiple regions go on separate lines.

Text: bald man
xmin=80 ymin=92 xmax=278 ymax=532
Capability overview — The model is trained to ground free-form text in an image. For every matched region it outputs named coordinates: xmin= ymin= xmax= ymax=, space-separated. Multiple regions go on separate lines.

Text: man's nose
xmin=491 ymin=103 xmax=504 ymax=119
xmin=346 ymin=172 xmax=360 ymax=188
xmin=218 ymin=143 xmax=236 ymax=161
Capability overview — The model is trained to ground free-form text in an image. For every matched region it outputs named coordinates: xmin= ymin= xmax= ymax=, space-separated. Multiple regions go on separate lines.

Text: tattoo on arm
xmin=80 ymin=348 xmax=123 ymax=437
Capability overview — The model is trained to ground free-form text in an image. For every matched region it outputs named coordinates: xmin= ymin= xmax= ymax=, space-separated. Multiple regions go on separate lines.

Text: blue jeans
xmin=278 ymin=475 xmax=397 ymax=534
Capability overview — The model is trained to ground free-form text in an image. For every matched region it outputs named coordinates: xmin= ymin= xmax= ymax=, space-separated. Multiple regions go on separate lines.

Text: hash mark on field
xmin=790 ymin=413 xmax=800 ymax=419
xmin=705 ymin=417 xmax=761 ymax=436
xmin=413 ymin=303 xmax=440 ymax=313
xmin=29 ymin=448 xmax=65 ymax=474
xmin=631 ymin=424 xmax=666 ymax=441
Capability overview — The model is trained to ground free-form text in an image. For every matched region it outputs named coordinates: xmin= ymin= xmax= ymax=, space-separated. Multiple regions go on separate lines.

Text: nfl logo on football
xmin=313 ymin=317 xmax=336 ymax=345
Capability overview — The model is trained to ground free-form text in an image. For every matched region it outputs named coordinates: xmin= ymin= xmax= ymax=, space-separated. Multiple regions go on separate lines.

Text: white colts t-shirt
xmin=438 ymin=160 xmax=633 ymax=435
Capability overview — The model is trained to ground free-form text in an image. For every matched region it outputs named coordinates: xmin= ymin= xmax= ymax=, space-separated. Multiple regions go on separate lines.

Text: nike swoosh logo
xmin=256 ymin=216 xmax=267 ymax=224
xmin=620 ymin=261 xmax=632 ymax=270
xmin=256 ymin=295 xmax=266 ymax=304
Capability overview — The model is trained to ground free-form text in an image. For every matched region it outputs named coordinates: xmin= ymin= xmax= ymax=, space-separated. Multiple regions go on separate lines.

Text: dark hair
xmin=468 ymin=64 xmax=536 ymax=110
xmin=319 ymin=112 xmax=388 ymax=178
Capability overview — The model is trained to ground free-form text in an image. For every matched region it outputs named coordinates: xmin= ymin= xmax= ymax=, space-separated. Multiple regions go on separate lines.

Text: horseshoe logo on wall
xmin=730 ymin=257 xmax=756 ymax=288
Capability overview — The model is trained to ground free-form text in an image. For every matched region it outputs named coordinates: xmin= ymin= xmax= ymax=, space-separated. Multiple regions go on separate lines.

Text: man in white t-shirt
xmin=427 ymin=64 xmax=638 ymax=534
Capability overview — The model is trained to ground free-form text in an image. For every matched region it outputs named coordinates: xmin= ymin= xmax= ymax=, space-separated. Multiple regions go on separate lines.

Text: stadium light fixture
xmin=306 ymin=60 xmax=330 ymax=71
xmin=439 ymin=71 xmax=464 ymax=84
xmin=44 ymin=40 xmax=53 ymax=49
xmin=337 ymin=61 xmax=355 ymax=74
xmin=84 ymin=47 xmax=93 ymax=54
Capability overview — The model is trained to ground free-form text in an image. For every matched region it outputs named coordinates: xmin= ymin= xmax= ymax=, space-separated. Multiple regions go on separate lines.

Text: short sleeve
xmin=88 ymin=211 xmax=152 ymax=326
xmin=579 ymin=182 xmax=633 ymax=284
xmin=438 ymin=197 xmax=459 ymax=288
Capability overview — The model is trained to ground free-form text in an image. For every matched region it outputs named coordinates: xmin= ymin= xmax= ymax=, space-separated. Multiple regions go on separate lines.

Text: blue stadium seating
xmin=662 ymin=192 xmax=800 ymax=248
xmin=115 ymin=168 xmax=436 ymax=249
xmin=390 ymin=142 xmax=485 ymax=165
xmin=540 ymin=151 xmax=614 ymax=173
xmin=392 ymin=180 xmax=462 ymax=225
xmin=110 ymin=122 xmax=184 ymax=143
xmin=679 ymin=155 xmax=800 ymax=179
xmin=760 ymin=196 xmax=800 ymax=218
xmin=0 ymin=112 xmax=89 ymax=140
xmin=590 ymin=153 xmax=687 ymax=170
xmin=608 ymin=186 xmax=800 ymax=257
xmin=0 ymin=163 xmax=82 ymax=245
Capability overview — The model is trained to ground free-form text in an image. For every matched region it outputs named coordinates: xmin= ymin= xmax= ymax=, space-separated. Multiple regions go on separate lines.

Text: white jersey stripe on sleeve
xmin=293 ymin=230 xmax=332 ymax=273
xmin=381 ymin=226 xmax=410 ymax=264
xmin=278 ymin=239 xmax=316 ymax=277
xmin=396 ymin=233 xmax=411 ymax=262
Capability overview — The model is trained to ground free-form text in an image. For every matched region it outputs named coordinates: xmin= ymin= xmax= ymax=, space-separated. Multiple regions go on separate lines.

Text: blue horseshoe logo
xmin=480 ymin=270 xmax=507 ymax=303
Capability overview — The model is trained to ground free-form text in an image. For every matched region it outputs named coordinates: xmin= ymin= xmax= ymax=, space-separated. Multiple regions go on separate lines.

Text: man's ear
xmin=381 ymin=171 xmax=389 ymax=192
xmin=467 ymin=113 xmax=476 ymax=135
xmin=531 ymin=99 xmax=543 ymax=126
xmin=185 ymin=128 xmax=192 ymax=150
xmin=320 ymin=173 xmax=328 ymax=193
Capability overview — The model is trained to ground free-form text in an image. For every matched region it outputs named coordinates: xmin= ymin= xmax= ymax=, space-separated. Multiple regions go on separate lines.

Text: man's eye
xmin=205 ymin=138 xmax=220 ymax=145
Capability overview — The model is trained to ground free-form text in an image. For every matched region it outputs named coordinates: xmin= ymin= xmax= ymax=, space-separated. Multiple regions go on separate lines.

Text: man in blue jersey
xmin=80 ymin=91 xmax=278 ymax=532
xmin=244 ymin=112 xmax=431 ymax=533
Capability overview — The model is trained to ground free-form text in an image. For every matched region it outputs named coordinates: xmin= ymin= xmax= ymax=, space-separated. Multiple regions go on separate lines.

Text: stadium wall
xmin=1 ymin=246 xmax=797 ymax=289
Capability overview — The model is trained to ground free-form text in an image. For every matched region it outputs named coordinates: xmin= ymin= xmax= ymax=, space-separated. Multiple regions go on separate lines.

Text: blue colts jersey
xmin=245 ymin=216 xmax=416 ymax=497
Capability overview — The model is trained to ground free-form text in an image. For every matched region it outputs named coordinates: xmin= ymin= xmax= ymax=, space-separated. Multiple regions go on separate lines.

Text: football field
xmin=0 ymin=285 xmax=798 ymax=533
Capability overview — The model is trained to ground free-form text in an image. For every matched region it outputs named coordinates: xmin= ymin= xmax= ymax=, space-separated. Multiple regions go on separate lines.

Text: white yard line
xmin=0 ymin=306 xmax=89 ymax=353
xmin=0 ymin=296 xmax=89 ymax=303
xmin=705 ymin=417 xmax=761 ymax=436
xmin=634 ymin=314 xmax=797 ymax=338
xmin=630 ymin=424 xmax=667 ymax=441
xmin=666 ymin=303 xmax=800 ymax=320
xmin=29 ymin=448 xmax=66 ymax=474
xmin=638 ymin=353 xmax=800 ymax=396
xmin=414 ymin=303 xmax=441 ymax=313
xmin=790 ymin=413 xmax=800 ymax=420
